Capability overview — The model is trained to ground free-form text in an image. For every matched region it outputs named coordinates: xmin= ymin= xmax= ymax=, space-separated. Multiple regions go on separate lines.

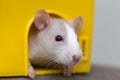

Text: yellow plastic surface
xmin=0 ymin=0 xmax=94 ymax=77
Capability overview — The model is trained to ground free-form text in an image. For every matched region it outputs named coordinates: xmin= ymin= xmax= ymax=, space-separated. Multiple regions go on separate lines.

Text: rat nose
xmin=72 ymin=55 xmax=81 ymax=63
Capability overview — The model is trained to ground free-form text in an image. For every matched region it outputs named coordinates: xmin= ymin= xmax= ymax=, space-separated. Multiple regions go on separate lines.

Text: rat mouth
xmin=59 ymin=61 xmax=77 ymax=66
xmin=56 ymin=59 xmax=81 ymax=66
xmin=64 ymin=59 xmax=81 ymax=66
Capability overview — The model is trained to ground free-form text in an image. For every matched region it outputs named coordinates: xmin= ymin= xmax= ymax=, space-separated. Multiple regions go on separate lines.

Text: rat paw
xmin=59 ymin=65 xmax=72 ymax=76
xmin=28 ymin=64 xmax=35 ymax=80
xmin=63 ymin=65 xmax=72 ymax=76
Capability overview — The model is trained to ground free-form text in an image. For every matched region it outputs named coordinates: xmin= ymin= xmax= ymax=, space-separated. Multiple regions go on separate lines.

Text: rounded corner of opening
xmin=24 ymin=16 xmax=34 ymax=67
xmin=46 ymin=10 xmax=69 ymax=20
xmin=26 ymin=17 xmax=34 ymax=34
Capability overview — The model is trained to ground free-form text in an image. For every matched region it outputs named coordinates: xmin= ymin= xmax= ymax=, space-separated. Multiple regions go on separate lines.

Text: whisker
xmin=52 ymin=63 xmax=60 ymax=69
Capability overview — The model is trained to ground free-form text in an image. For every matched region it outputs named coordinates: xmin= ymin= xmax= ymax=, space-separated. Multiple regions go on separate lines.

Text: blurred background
xmin=92 ymin=0 xmax=120 ymax=68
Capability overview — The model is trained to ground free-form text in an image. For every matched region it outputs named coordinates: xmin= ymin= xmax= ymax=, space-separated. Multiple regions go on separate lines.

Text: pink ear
xmin=34 ymin=10 xmax=50 ymax=30
xmin=71 ymin=16 xmax=84 ymax=33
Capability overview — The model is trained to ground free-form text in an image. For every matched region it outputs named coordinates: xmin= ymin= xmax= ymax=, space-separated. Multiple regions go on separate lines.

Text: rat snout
xmin=72 ymin=50 xmax=82 ymax=64
xmin=72 ymin=55 xmax=81 ymax=63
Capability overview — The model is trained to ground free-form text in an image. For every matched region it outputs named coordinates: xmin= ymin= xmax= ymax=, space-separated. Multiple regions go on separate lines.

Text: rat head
xmin=34 ymin=10 xmax=84 ymax=66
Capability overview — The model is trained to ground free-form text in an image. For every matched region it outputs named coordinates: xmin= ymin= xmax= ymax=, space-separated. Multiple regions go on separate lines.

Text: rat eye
xmin=55 ymin=35 xmax=63 ymax=41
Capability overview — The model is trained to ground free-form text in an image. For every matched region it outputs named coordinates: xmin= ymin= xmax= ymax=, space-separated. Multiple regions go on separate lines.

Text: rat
xmin=28 ymin=10 xmax=84 ymax=79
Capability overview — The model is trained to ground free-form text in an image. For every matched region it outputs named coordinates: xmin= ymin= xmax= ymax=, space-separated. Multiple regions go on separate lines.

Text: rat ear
xmin=34 ymin=10 xmax=50 ymax=30
xmin=71 ymin=16 xmax=84 ymax=33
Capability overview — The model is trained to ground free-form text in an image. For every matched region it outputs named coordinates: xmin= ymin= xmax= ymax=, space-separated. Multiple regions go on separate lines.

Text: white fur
xmin=63 ymin=23 xmax=82 ymax=64
xmin=29 ymin=10 xmax=83 ymax=77
xmin=29 ymin=18 xmax=82 ymax=67
xmin=64 ymin=23 xmax=81 ymax=53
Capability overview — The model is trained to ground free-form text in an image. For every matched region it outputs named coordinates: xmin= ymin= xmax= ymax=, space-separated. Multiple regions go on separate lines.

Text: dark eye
xmin=55 ymin=35 xmax=63 ymax=41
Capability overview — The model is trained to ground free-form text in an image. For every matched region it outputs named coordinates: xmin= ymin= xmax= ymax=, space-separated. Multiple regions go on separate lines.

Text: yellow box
xmin=0 ymin=0 xmax=94 ymax=77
